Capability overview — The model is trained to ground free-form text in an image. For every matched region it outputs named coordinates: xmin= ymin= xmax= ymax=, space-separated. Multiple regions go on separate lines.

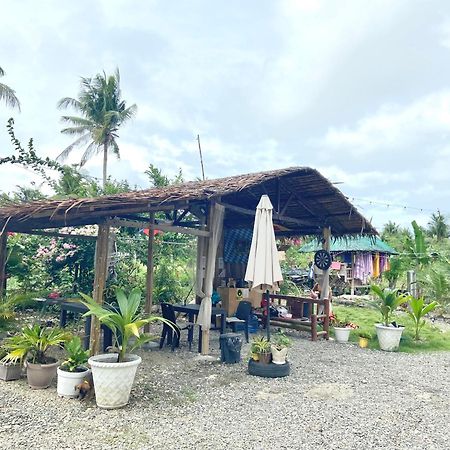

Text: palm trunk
xmin=102 ymin=142 xmax=108 ymax=190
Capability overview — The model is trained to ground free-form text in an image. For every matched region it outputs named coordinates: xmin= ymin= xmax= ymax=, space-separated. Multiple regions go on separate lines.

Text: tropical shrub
xmin=79 ymin=287 xmax=175 ymax=362
xmin=406 ymin=296 xmax=439 ymax=341
xmin=370 ymin=285 xmax=409 ymax=327
xmin=2 ymin=324 xmax=70 ymax=364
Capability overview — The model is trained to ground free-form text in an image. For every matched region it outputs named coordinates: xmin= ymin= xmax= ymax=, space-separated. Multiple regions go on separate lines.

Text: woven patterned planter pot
xmin=88 ymin=354 xmax=141 ymax=409
xmin=375 ymin=324 xmax=404 ymax=351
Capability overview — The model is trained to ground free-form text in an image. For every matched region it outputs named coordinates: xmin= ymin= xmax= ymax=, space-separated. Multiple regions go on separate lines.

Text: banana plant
xmin=406 ymin=296 xmax=439 ymax=341
xmin=370 ymin=285 xmax=409 ymax=327
xmin=79 ymin=287 xmax=176 ymax=362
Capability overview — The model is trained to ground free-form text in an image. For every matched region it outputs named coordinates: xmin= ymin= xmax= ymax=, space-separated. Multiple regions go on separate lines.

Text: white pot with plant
xmin=57 ymin=336 xmax=90 ymax=398
xmin=370 ymin=285 xmax=408 ymax=351
xmin=2 ymin=324 xmax=69 ymax=388
xmin=330 ymin=313 xmax=358 ymax=343
xmin=270 ymin=332 xmax=291 ymax=364
xmin=80 ymin=287 xmax=175 ymax=409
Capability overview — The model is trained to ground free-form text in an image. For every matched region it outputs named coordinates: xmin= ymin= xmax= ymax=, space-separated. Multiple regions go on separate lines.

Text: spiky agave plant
xmin=79 ymin=287 xmax=176 ymax=362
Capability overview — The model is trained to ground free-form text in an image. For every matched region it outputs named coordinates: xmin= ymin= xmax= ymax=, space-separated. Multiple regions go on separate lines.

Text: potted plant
xmin=250 ymin=336 xmax=272 ymax=364
xmin=0 ymin=347 xmax=22 ymax=381
xmin=79 ymin=287 xmax=175 ymax=409
xmin=57 ymin=336 xmax=90 ymax=398
xmin=330 ymin=313 xmax=358 ymax=343
xmin=358 ymin=331 xmax=372 ymax=348
xmin=270 ymin=332 xmax=291 ymax=364
xmin=2 ymin=324 xmax=69 ymax=388
xmin=370 ymin=285 xmax=408 ymax=351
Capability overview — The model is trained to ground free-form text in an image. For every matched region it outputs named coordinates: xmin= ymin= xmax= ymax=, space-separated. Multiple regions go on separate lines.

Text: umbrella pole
xmin=266 ymin=290 xmax=270 ymax=341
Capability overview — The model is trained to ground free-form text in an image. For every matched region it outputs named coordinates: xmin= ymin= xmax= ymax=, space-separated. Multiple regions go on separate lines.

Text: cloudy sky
xmin=1 ymin=0 xmax=450 ymax=230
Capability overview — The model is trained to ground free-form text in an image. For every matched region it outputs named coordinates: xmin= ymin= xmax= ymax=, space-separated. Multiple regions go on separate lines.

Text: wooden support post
xmin=144 ymin=213 xmax=155 ymax=332
xmin=0 ymin=232 xmax=7 ymax=299
xmin=350 ymin=253 xmax=355 ymax=296
xmin=89 ymin=223 xmax=110 ymax=355
xmin=320 ymin=227 xmax=331 ymax=311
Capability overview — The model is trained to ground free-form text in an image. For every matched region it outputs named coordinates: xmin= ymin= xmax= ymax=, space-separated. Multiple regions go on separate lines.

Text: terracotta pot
xmin=26 ymin=360 xmax=59 ymax=389
xmin=257 ymin=352 xmax=271 ymax=364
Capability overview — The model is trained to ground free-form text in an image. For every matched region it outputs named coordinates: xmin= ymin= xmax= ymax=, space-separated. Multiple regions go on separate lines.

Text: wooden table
xmin=40 ymin=298 xmax=112 ymax=351
xmin=172 ymin=303 xmax=227 ymax=352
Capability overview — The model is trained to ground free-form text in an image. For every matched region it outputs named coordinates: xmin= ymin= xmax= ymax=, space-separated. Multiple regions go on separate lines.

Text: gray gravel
xmin=1 ymin=330 xmax=450 ymax=450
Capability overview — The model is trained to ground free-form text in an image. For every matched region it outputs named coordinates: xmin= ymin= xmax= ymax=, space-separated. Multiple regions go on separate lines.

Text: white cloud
xmin=315 ymin=90 xmax=450 ymax=157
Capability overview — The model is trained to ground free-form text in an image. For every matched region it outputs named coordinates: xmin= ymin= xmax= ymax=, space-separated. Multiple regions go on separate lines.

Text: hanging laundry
xmin=373 ymin=253 xmax=380 ymax=278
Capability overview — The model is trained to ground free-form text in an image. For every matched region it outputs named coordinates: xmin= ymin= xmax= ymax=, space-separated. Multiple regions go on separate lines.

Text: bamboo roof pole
xmin=144 ymin=213 xmax=155 ymax=332
xmin=89 ymin=223 xmax=110 ymax=355
xmin=0 ymin=232 xmax=7 ymax=300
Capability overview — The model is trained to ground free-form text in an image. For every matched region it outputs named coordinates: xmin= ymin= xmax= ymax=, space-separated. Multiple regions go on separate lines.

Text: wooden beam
xmin=220 ymin=202 xmax=316 ymax=227
xmin=144 ymin=213 xmax=155 ymax=332
xmin=107 ymin=218 xmax=210 ymax=237
xmin=22 ymin=230 xmax=97 ymax=240
xmin=280 ymin=192 xmax=294 ymax=216
xmin=0 ymin=232 xmax=7 ymax=299
xmin=89 ymin=223 xmax=110 ymax=355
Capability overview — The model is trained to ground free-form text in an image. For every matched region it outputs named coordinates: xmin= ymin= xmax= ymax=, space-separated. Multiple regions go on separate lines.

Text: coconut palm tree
xmin=428 ymin=210 xmax=449 ymax=241
xmin=57 ymin=69 xmax=137 ymax=188
xmin=0 ymin=67 xmax=20 ymax=110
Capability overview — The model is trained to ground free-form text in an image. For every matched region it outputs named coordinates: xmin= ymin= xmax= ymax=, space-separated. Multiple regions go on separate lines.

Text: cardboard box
xmin=217 ymin=287 xmax=262 ymax=315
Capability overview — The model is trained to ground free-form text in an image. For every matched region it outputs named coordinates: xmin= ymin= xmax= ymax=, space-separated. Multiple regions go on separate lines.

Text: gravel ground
xmin=1 ymin=329 xmax=450 ymax=450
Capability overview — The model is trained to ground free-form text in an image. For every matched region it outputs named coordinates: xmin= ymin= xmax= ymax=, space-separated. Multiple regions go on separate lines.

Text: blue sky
xmin=1 ymin=0 xmax=450 ymax=229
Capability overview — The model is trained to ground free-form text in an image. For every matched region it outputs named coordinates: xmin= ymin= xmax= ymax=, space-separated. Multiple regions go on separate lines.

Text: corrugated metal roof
xmin=299 ymin=236 xmax=397 ymax=254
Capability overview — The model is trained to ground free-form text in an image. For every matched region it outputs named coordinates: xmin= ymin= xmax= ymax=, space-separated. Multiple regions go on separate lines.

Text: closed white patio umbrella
xmin=245 ymin=195 xmax=283 ymax=340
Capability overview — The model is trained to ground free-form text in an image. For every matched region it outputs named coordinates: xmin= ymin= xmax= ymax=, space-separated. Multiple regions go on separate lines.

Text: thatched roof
xmin=0 ymin=167 xmax=377 ymax=237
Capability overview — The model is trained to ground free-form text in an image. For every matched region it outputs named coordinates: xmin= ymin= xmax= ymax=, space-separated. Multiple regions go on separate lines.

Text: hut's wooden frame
xmin=0 ymin=167 xmax=377 ymax=354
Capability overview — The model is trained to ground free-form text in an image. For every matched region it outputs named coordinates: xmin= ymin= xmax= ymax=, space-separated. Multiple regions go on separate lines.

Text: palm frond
xmin=56 ymin=133 xmax=92 ymax=161
xmin=0 ymin=83 xmax=20 ymax=110
xmin=57 ymin=97 xmax=82 ymax=111
xmin=80 ymin=141 xmax=100 ymax=166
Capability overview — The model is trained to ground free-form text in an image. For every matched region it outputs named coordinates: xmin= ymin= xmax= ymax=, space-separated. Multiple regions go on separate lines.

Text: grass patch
xmin=332 ymin=305 xmax=450 ymax=353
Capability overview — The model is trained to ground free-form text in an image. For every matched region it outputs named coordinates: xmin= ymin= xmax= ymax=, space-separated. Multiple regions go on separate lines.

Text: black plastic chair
xmin=159 ymin=303 xmax=194 ymax=351
xmin=226 ymin=300 xmax=252 ymax=343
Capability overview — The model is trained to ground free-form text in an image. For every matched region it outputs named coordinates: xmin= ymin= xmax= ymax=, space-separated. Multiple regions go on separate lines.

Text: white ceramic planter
xmin=57 ymin=367 xmax=90 ymax=398
xmin=334 ymin=327 xmax=351 ymax=343
xmin=375 ymin=324 xmax=404 ymax=351
xmin=271 ymin=345 xmax=288 ymax=365
xmin=88 ymin=354 xmax=141 ymax=409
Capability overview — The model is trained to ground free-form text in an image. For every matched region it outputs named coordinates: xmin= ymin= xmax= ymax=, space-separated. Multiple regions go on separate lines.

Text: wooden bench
xmin=263 ymin=294 xmax=330 ymax=341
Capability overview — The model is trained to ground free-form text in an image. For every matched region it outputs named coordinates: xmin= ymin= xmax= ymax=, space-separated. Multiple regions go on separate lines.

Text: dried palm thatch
xmin=0 ymin=167 xmax=377 ymax=236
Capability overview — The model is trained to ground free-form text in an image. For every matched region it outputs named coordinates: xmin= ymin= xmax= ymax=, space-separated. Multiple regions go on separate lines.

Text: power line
xmin=349 ymin=197 xmax=449 ymax=215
